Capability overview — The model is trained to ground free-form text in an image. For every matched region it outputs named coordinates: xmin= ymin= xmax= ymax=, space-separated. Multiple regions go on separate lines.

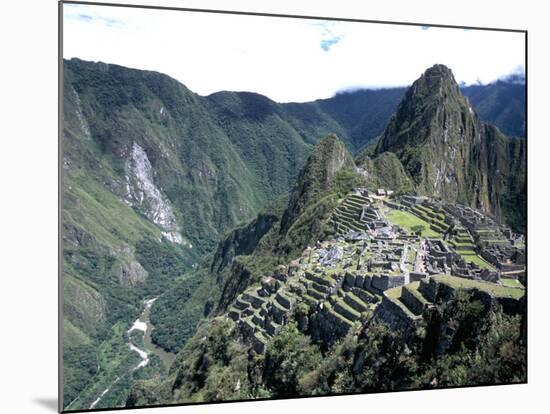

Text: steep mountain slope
xmin=63 ymin=61 xmax=204 ymax=409
xmin=147 ymin=135 xmax=360 ymax=354
xmin=355 ymin=151 xmax=415 ymax=194
xmin=126 ymin=134 xmax=525 ymax=407
xmin=65 ymin=58 xmax=294 ymax=254
xmin=203 ymin=91 xmax=347 ymax=198
xmin=62 ymin=58 xmax=526 ymax=408
xmin=462 ymin=75 xmax=525 ymax=137
xmin=280 ymin=134 xmax=355 ymax=234
xmin=374 ymin=64 xmax=526 ymax=232
xmin=62 ymin=59 xmax=356 ymax=409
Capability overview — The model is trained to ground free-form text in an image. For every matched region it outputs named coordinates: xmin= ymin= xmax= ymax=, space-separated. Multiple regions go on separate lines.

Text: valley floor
xmin=65 ymin=297 xmax=176 ymax=411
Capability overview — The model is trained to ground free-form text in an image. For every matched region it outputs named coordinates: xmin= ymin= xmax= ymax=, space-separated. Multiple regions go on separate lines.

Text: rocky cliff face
xmin=124 ymin=142 xmax=183 ymax=244
xmin=375 ymin=64 xmax=525 ymax=231
xmin=210 ymin=209 xmax=281 ymax=274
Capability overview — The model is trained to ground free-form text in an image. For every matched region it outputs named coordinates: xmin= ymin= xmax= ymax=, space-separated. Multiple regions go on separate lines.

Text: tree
xmin=264 ymin=323 xmax=322 ymax=396
xmin=411 ymin=225 xmax=425 ymax=236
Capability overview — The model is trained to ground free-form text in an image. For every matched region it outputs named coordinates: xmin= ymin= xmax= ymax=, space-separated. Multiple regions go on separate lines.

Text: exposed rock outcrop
xmin=125 ymin=142 xmax=183 ymax=244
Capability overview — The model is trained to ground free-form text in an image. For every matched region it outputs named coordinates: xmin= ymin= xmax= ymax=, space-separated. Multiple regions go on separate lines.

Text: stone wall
xmin=378 ymin=295 xmax=415 ymax=327
xmin=371 ymin=274 xmax=405 ymax=292
xmin=308 ymin=306 xmax=353 ymax=345
xmin=500 ymin=263 xmax=525 ymax=272
xmin=400 ymin=286 xmax=426 ymax=315
xmin=419 ymin=278 xmax=439 ymax=302
xmin=410 ymin=271 xmax=428 ymax=282
xmin=419 ymin=277 xmax=524 ymax=316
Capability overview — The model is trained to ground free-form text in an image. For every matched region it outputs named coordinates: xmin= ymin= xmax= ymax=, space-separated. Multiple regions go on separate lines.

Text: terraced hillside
xmin=63 ymin=61 xmax=527 ymax=408
xmin=328 ymin=193 xmax=387 ymax=236
xmin=225 ymin=190 xmax=525 ymax=355
xmin=448 ymin=226 xmax=494 ymax=270
xmin=127 ymin=183 xmax=526 ymax=407
xmin=381 ymin=275 xmax=524 ymax=328
xmin=227 ymin=241 xmax=385 ymax=352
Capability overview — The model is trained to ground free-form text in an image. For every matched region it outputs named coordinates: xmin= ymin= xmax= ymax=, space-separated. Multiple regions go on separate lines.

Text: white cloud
xmin=63 ymin=4 xmax=525 ymax=103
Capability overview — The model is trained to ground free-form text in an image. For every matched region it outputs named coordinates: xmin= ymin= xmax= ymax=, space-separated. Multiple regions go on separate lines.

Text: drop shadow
xmin=34 ymin=397 xmax=58 ymax=412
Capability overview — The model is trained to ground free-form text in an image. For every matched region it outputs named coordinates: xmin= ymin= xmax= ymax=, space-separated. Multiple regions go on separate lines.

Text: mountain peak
xmin=373 ymin=64 xmax=525 ymax=229
xmin=410 ymin=63 xmax=462 ymax=100
xmin=423 ymin=63 xmax=455 ymax=78
xmin=375 ymin=65 xmax=469 ymax=155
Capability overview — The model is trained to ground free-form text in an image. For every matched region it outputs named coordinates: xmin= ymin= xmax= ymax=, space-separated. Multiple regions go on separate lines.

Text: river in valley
xmin=88 ymin=297 xmax=176 ymax=409
xmin=129 ymin=297 xmax=177 ymax=369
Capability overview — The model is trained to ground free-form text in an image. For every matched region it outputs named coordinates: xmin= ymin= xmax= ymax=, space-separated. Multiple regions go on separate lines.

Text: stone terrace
xmin=227 ymin=236 xmax=411 ymax=352
xmin=387 ymin=196 xmax=452 ymax=236
xmin=226 ymin=191 xmax=525 ymax=353
xmin=228 ymin=267 xmax=299 ymax=354
xmin=328 ymin=192 xmax=386 ymax=237
xmin=378 ymin=274 xmax=525 ymax=328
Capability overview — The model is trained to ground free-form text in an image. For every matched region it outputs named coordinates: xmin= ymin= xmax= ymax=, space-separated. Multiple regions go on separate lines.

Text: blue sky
xmin=63 ymin=4 xmax=525 ymax=103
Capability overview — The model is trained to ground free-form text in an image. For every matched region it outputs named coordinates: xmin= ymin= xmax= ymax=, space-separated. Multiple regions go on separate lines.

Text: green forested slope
xmin=374 ymin=64 xmax=526 ymax=232
xmin=126 ymin=136 xmax=525 ymax=407
xmin=462 ymin=76 xmax=525 ymax=138
xmin=62 ymin=59 xmax=526 ymax=409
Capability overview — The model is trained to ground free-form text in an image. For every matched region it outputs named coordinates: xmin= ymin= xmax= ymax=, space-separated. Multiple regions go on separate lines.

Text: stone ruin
xmin=318 ymin=245 xmax=343 ymax=267
xmin=481 ymin=245 xmax=526 ymax=279
xmin=225 ymin=191 xmax=525 ymax=354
